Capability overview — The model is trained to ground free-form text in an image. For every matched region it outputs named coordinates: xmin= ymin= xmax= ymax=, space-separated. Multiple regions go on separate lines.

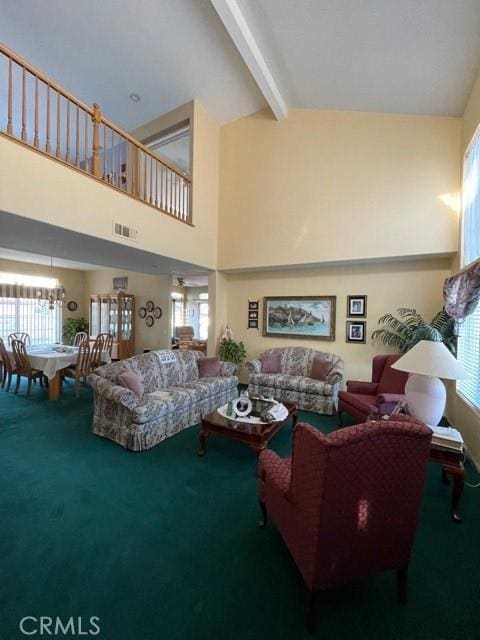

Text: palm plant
xmin=371 ymin=308 xmax=456 ymax=355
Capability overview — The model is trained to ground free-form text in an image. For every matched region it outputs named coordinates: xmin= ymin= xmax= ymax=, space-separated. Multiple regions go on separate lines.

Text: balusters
xmin=143 ymin=151 xmax=147 ymax=201
xmin=111 ymin=128 xmax=114 ymax=184
xmin=91 ymin=103 xmax=101 ymax=177
xmin=33 ymin=77 xmax=39 ymax=148
xmin=103 ymin=124 xmax=106 ymax=179
xmin=65 ymin=100 xmax=70 ymax=162
xmin=154 ymin=160 xmax=158 ymax=207
xmin=84 ymin=111 xmax=89 ymax=173
xmin=46 ymin=85 xmax=51 ymax=153
xmin=21 ymin=68 xmax=26 ymax=142
xmin=7 ymin=58 xmax=13 ymax=134
xmin=56 ymin=93 xmax=61 ymax=158
xmin=117 ymin=133 xmax=121 ymax=188
xmin=75 ymin=105 xmax=80 ymax=167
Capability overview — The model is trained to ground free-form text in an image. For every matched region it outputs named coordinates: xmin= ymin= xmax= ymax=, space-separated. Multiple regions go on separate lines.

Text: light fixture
xmin=177 ymin=277 xmax=185 ymax=287
xmin=36 ymin=257 xmax=66 ymax=311
xmin=129 ymin=93 xmax=141 ymax=102
xmin=391 ymin=340 xmax=467 ymax=425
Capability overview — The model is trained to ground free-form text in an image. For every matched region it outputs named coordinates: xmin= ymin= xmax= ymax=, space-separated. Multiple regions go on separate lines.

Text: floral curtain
xmin=443 ymin=259 xmax=480 ymax=320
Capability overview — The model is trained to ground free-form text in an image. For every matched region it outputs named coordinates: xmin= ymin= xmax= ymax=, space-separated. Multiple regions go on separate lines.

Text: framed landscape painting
xmin=263 ymin=296 xmax=336 ymax=340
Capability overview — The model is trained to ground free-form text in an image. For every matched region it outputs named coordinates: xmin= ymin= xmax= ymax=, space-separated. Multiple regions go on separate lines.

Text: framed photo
xmin=113 ymin=276 xmax=128 ymax=291
xmin=249 ymin=311 xmax=258 ymax=319
xmin=248 ymin=319 xmax=258 ymax=329
xmin=346 ymin=320 xmax=366 ymax=343
xmin=263 ymin=296 xmax=336 ymax=340
xmin=248 ymin=301 xmax=259 ymax=310
xmin=347 ymin=295 xmax=367 ymax=318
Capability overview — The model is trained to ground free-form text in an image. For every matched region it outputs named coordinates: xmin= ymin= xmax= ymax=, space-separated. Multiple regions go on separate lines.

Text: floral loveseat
xmin=88 ymin=350 xmax=238 ymax=451
xmin=247 ymin=347 xmax=344 ymax=415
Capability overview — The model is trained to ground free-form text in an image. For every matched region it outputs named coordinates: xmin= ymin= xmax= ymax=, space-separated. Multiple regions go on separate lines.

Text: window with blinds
xmin=0 ymin=297 xmax=61 ymax=344
xmin=457 ymin=128 xmax=480 ymax=409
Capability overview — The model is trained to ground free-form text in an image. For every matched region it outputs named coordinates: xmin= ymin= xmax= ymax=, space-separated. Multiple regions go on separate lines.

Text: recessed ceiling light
xmin=129 ymin=93 xmax=141 ymax=103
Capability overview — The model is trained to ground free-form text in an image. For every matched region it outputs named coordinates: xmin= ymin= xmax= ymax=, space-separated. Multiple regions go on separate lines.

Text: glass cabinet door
xmin=121 ymin=295 xmax=133 ymax=340
xmin=90 ymin=296 xmax=99 ymax=337
xmin=109 ymin=296 xmax=118 ymax=339
xmin=100 ymin=297 xmax=109 ymax=333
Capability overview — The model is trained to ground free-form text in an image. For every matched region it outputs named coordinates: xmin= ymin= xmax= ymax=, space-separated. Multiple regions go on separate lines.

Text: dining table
xmin=6 ymin=343 xmax=111 ymax=400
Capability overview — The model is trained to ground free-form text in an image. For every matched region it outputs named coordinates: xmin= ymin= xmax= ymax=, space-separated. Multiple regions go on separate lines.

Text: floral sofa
xmin=247 ymin=347 xmax=344 ymax=415
xmin=88 ymin=350 xmax=238 ymax=451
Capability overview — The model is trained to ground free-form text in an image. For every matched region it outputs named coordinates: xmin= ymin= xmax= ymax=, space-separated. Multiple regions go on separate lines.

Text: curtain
xmin=443 ymin=259 xmax=480 ymax=320
xmin=0 ymin=283 xmax=66 ymax=301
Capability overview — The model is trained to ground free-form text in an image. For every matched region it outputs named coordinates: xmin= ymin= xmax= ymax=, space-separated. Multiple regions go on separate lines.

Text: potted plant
xmin=63 ymin=317 xmax=89 ymax=345
xmin=218 ymin=337 xmax=247 ymax=365
xmin=372 ymin=308 xmax=456 ymax=355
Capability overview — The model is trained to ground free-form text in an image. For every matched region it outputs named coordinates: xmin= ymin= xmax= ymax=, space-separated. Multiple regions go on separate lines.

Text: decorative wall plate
xmin=139 ymin=307 xmax=147 ymax=319
xmin=146 ymin=300 xmax=154 ymax=312
xmin=153 ymin=307 xmax=162 ymax=319
xmin=67 ymin=301 xmax=78 ymax=311
xmin=146 ymin=315 xmax=154 ymax=327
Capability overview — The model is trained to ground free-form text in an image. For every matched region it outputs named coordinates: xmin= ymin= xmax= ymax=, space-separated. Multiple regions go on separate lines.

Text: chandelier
xmin=36 ymin=257 xmax=66 ymax=310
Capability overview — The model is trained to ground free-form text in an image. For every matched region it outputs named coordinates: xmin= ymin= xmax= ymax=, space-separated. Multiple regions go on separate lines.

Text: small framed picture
xmin=249 ymin=311 xmax=258 ymax=319
xmin=346 ymin=321 xmax=366 ymax=343
xmin=347 ymin=295 xmax=367 ymax=317
xmin=248 ymin=301 xmax=259 ymax=310
xmin=248 ymin=319 xmax=258 ymax=329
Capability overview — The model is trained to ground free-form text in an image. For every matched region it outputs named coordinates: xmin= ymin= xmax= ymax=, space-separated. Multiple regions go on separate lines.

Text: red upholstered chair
xmin=258 ymin=419 xmax=432 ymax=631
xmin=337 ymin=354 xmax=409 ymax=424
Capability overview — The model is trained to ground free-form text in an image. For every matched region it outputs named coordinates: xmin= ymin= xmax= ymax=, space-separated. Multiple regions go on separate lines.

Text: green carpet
xmin=1 ymin=380 xmax=479 ymax=640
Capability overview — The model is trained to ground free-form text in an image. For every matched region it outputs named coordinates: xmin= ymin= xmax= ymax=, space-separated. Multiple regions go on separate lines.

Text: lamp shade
xmin=391 ymin=340 xmax=467 ymax=380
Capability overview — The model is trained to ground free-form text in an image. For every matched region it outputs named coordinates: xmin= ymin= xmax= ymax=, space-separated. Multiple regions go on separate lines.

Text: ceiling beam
xmin=210 ymin=0 xmax=287 ymax=120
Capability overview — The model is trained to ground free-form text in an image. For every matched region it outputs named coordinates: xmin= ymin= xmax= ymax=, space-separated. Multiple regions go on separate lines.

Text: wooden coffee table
xmin=198 ymin=401 xmax=298 ymax=458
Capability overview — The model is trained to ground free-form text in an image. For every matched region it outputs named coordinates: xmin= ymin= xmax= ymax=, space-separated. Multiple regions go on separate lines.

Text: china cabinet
xmin=89 ymin=293 xmax=135 ymax=359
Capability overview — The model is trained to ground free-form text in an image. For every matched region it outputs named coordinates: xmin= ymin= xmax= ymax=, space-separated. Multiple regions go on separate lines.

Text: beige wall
xmin=218 ymin=109 xmax=461 ymax=271
xmin=85 ymin=268 xmax=171 ymax=354
xmin=0 ymin=258 xmax=87 ymax=332
xmin=224 ymin=258 xmax=451 ymax=383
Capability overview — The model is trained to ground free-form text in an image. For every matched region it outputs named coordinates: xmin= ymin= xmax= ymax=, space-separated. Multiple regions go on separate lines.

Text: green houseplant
xmin=63 ymin=317 xmax=89 ymax=345
xmin=371 ymin=308 xmax=456 ymax=355
xmin=218 ymin=337 xmax=247 ymax=365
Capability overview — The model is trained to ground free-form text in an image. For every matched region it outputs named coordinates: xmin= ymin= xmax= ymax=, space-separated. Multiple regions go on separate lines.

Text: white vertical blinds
xmin=457 ymin=129 xmax=480 ymax=408
xmin=0 ymin=297 xmax=61 ymax=344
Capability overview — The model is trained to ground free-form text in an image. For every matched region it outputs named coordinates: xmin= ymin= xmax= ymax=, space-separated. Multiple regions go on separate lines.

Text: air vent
xmin=113 ymin=222 xmax=138 ymax=241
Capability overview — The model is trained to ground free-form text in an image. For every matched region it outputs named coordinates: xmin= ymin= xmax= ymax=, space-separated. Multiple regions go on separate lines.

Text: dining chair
xmin=0 ymin=337 xmax=17 ymax=392
xmin=97 ymin=333 xmax=113 ymax=357
xmin=8 ymin=332 xmax=31 ymax=346
xmin=61 ymin=340 xmax=91 ymax=398
xmin=11 ymin=339 xmax=44 ymax=396
xmin=73 ymin=331 xmax=88 ymax=347
xmin=90 ymin=336 xmax=104 ymax=369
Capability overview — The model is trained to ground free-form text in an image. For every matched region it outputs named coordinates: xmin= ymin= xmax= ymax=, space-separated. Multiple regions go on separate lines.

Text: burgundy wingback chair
xmin=258 ymin=417 xmax=432 ymax=631
xmin=337 ymin=354 xmax=409 ymax=424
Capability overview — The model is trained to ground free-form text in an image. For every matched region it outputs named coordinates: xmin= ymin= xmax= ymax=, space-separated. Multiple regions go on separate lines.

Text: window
xmin=171 ymin=292 xmax=185 ymax=336
xmin=0 ymin=272 xmax=62 ymax=344
xmin=457 ymin=130 xmax=480 ymax=409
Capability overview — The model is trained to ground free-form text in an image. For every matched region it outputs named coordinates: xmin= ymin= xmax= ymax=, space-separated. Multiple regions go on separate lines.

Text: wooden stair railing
xmin=0 ymin=43 xmax=192 ymax=224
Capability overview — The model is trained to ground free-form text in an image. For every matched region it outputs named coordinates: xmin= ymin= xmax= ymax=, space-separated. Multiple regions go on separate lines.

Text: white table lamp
xmin=391 ymin=340 xmax=467 ymax=425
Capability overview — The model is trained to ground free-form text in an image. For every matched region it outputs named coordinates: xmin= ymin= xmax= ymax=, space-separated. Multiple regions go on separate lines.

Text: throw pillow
xmin=118 ymin=369 xmax=144 ymax=396
xmin=309 ymin=355 xmax=332 ymax=381
xmin=198 ymin=356 xmax=221 ymax=378
xmin=261 ymin=352 xmax=282 ymax=373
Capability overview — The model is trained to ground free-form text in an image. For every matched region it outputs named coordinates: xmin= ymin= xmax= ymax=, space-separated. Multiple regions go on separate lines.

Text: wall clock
xmin=67 ymin=301 xmax=78 ymax=311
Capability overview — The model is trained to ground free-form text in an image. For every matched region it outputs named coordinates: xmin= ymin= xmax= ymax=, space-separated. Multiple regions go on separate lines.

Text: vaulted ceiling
xmin=1 ymin=0 xmax=480 ymax=129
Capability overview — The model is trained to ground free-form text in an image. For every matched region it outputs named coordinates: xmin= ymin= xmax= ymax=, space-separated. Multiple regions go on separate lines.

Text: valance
xmin=0 ymin=283 xmax=66 ymax=301
xmin=443 ymin=259 xmax=480 ymax=320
